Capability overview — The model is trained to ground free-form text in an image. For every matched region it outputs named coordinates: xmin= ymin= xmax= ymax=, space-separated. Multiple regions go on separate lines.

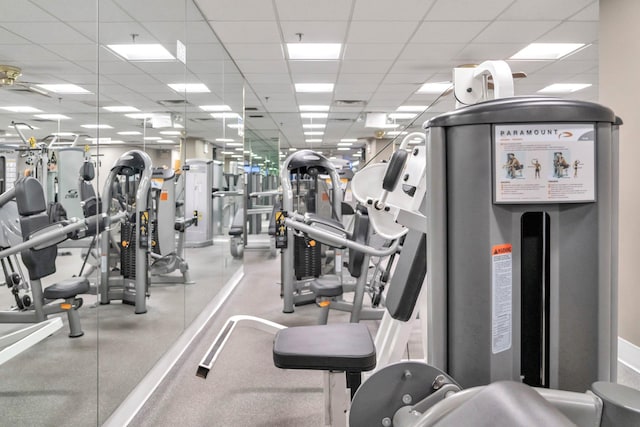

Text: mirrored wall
xmin=0 ymin=1 xmax=245 ymax=424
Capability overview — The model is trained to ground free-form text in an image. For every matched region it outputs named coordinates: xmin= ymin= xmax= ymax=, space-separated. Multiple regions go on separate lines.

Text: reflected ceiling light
xmin=235 ymin=147 xmax=244 ymax=151
xmin=379 ymin=123 xmax=400 ymax=129
xmin=388 ymin=113 xmax=417 ymax=120
xmin=199 ymin=104 xmax=231 ymax=112
xmin=510 ymin=43 xmax=585 ymax=60
xmin=85 ymin=137 xmax=123 ymax=144
xmin=1 ymin=106 xmax=42 ymax=113
xmin=81 ymin=124 xmax=112 ymax=129
xmin=226 ymin=142 xmax=243 ymax=147
xmin=144 ymin=136 xmax=161 ymax=140
xmin=125 ymin=113 xmax=155 ymax=119
xmin=227 ymin=123 xmax=244 ymax=129
xmin=337 ymin=142 xmax=352 ymax=146
xmin=231 ymin=154 xmax=243 ymax=158
xmin=305 ymin=139 xmax=322 ymax=143
xmin=211 ymin=112 xmax=242 ymax=119
xmin=299 ymin=105 xmax=330 ymax=112
xmin=303 ymin=124 xmax=326 ymax=129
xmin=174 ymin=123 xmax=184 ymax=128
xmin=301 ymin=112 xmax=328 ymax=119
xmin=295 ymin=83 xmax=334 ymax=93
xmin=289 ymin=147 xmax=297 ymax=151
xmin=52 ymin=132 xmax=76 ymax=136
xmin=34 ymin=113 xmax=70 ymax=120
xmin=340 ymin=138 xmax=357 ymax=142
xmin=417 ymin=82 xmax=451 ymax=94
xmin=396 ymin=105 xmax=428 ymax=112
xmin=337 ymin=147 xmax=351 ymax=151
xmin=118 ymin=131 xmax=142 ymax=135
xmin=168 ymin=83 xmax=210 ymax=93
xmin=106 ymin=43 xmax=175 ymax=61
xmin=304 ymin=131 xmax=324 ymax=136
xmin=216 ymin=138 xmax=235 ymax=142
xmin=37 ymin=84 xmax=91 ymax=94
xmin=156 ymin=139 xmax=175 ymax=143
xmin=221 ymin=151 xmax=235 ymax=155
xmin=104 ymin=106 xmax=140 ymax=113
xmin=9 ymin=124 xmax=38 ymax=130
xmin=287 ymin=43 xmax=342 ymax=60
xmin=159 ymin=130 xmax=181 ymax=135
xmin=537 ymin=83 xmax=592 ymax=93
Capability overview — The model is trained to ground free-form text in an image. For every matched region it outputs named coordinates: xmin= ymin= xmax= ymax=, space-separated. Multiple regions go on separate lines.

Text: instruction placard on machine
xmin=492 ymin=243 xmax=512 ymax=354
xmin=493 ymin=123 xmax=596 ymax=203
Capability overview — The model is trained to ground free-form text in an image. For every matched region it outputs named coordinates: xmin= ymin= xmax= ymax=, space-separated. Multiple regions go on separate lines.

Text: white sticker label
xmin=492 ymin=244 xmax=512 ymax=354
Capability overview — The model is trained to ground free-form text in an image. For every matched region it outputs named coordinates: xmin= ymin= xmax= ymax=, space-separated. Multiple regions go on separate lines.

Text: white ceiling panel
xmin=234 ymin=60 xmax=288 ymax=74
xmin=250 ymin=83 xmax=295 ymax=96
xmin=73 ymin=22 xmax=154 ymax=43
xmin=113 ymin=0 xmax=201 ymax=22
xmin=412 ymin=21 xmax=489 ymax=44
xmin=294 ymin=93 xmax=334 ymax=104
xmin=343 ymin=43 xmax=405 ymax=61
xmin=532 ymin=60 xmax=598 ymax=76
xmin=143 ymin=21 xmax=211 ymax=45
xmin=0 ymin=44 xmax=68 ymax=62
xmin=0 ymin=0 xmax=57 ymax=22
xmin=244 ymin=73 xmax=291 ymax=84
xmin=500 ymin=0 xmax=595 ymax=21
xmin=454 ymin=44 xmax=527 ymax=63
xmin=341 ymin=60 xmax=393 ymax=74
xmin=427 ymin=0 xmax=513 ymax=21
xmin=352 ymin=0 xmax=435 ymax=21
xmin=279 ymin=21 xmax=348 ymax=43
xmin=209 ymin=21 xmax=281 ymax=44
xmin=275 ymin=0 xmax=353 ymax=21
xmin=384 ymin=73 xmax=435 ymax=85
xmin=1 ymin=22 xmax=92 ymax=44
xmin=337 ymin=74 xmax=385 ymax=85
xmin=390 ymin=61 xmax=452 ymax=74
xmin=289 ymin=60 xmax=340 ymax=74
xmin=31 ymin=0 xmax=125 ymax=23
xmin=535 ymin=21 xmax=598 ymax=44
xmin=570 ymin=2 xmax=598 ymax=21
xmin=223 ymin=44 xmax=284 ymax=61
xmin=42 ymin=44 xmax=98 ymax=62
xmin=505 ymin=60 xmax=552 ymax=75
xmin=184 ymin=43 xmax=228 ymax=61
xmin=348 ymin=21 xmax=420 ymax=44
xmin=193 ymin=0 xmax=277 ymax=21
xmin=0 ymin=26 xmax=30 ymax=44
xmin=474 ymin=21 xmax=561 ymax=44
xmin=398 ymin=43 xmax=466 ymax=61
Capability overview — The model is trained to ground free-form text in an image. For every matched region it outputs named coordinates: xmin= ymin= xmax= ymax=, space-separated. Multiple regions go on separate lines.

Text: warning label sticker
xmin=492 ymin=243 xmax=512 ymax=354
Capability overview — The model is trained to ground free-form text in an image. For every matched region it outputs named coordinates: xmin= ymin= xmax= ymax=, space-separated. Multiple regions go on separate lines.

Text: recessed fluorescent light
xmin=287 ymin=43 xmax=341 ymax=60
xmin=227 ymin=123 xmax=244 ymax=129
xmin=199 ymin=105 xmax=231 ymax=112
xmin=85 ymin=137 xmax=123 ymax=144
xmin=417 ymin=82 xmax=452 ymax=94
xmin=396 ymin=105 xmax=428 ymax=112
xmin=226 ymin=142 xmax=243 ymax=147
xmin=388 ymin=113 xmax=417 ymax=120
xmin=34 ymin=113 xmax=70 ymax=120
xmin=118 ymin=131 xmax=142 ymax=135
xmin=510 ymin=43 xmax=585 ymax=60
xmin=52 ymin=132 xmax=76 ymax=136
xmin=159 ymin=130 xmax=181 ymax=135
xmin=211 ymin=112 xmax=242 ymax=119
xmin=337 ymin=147 xmax=351 ymax=151
xmin=300 ymin=105 xmax=330 ymax=112
xmin=106 ymin=44 xmax=175 ymax=61
xmin=231 ymin=154 xmax=243 ymax=158
xmin=1 ymin=106 xmax=43 ymax=113
xmin=301 ymin=112 xmax=328 ymax=119
xmin=337 ymin=142 xmax=353 ymax=146
xmin=234 ymin=147 xmax=244 ymax=151
xmin=537 ymin=83 xmax=592 ymax=93
xmin=10 ymin=124 xmax=38 ymax=130
xmin=156 ymin=139 xmax=175 ymax=143
xmin=125 ymin=113 xmax=155 ymax=119
xmin=303 ymin=124 xmax=326 ymax=129
xmin=216 ymin=138 xmax=235 ymax=142
xmin=221 ymin=151 xmax=235 ymax=155
xmin=304 ymin=131 xmax=324 ymax=136
xmin=144 ymin=136 xmax=161 ymax=140
xmin=305 ymin=139 xmax=322 ymax=143
xmin=104 ymin=106 xmax=140 ymax=113
xmin=168 ymin=83 xmax=210 ymax=93
xmin=289 ymin=147 xmax=297 ymax=151
xmin=81 ymin=124 xmax=112 ymax=129
xmin=340 ymin=138 xmax=357 ymax=142
xmin=37 ymin=84 xmax=90 ymax=94
xmin=295 ymin=83 xmax=334 ymax=93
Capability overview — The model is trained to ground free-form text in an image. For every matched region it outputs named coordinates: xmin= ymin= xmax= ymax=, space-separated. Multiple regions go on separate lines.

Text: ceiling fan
xmin=0 ymin=65 xmax=51 ymax=97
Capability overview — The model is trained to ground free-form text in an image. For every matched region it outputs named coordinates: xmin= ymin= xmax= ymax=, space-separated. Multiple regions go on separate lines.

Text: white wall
xmin=91 ymin=146 xmax=172 ymax=192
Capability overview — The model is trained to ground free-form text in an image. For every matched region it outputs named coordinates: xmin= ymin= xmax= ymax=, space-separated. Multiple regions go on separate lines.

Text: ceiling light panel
xmin=34 ymin=113 xmax=70 ymax=120
xmin=301 ymin=112 xmax=328 ymax=119
xmin=0 ymin=106 xmax=42 ymax=113
xmin=104 ymin=106 xmax=140 ymax=112
xmin=305 ymin=139 xmax=322 ymax=143
xmin=118 ymin=131 xmax=142 ymax=135
xmin=37 ymin=84 xmax=91 ymax=94
xmin=388 ymin=113 xmax=417 ymax=120
xmin=417 ymin=82 xmax=452 ymax=94
xmin=199 ymin=105 xmax=232 ymax=112
xmin=396 ymin=105 xmax=428 ymax=112
xmin=295 ymin=83 xmax=334 ymax=93
xmin=211 ymin=112 xmax=242 ymax=119
xmin=303 ymin=124 xmax=326 ymax=129
xmin=537 ymin=83 xmax=592 ymax=93
xmin=510 ymin=43 xmax=586 ymax=60
xmin=287 ymin=43 xmax=341 ymax=60
xmin=168 ymin=83 xmax=210 ymax=93
xmin=106 ymin=44 xmax=175 ymax=61
xmin=299 ymin=105 xmax=330 ymax=111
xmin=81 ymin=124 xmax=112 ymax=129
xmin=340 ymin=138 xmax=358 ymax=142
xmin=304 ymin=131 xmax=324 ymax=136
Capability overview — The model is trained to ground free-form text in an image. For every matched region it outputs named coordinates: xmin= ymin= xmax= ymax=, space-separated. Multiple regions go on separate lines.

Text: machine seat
xmin=310 ymin=275 xmax=343 ymax=297
xmin=229 ymin=207 xmax=244 ymax=236
xmin=43 ymin=277 xmax=90 ymax=300
xmin=273 ymin=323 xmax=375 ymax=372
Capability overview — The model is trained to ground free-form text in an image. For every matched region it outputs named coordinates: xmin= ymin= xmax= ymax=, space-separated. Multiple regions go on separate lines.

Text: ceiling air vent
xmin=249 ymin=114 xmax=264 ymax=118
xmin=329 ymin=118 xmax=355 ymax=122
xmin=245 ymin=107 xmax=259 ymax=111
xmin=189 ymin=117 xmax=215 ymax=122
xmin=157 ymin=99 xmax=191 ymax=106
xmin=333 ymin=99 xmax=367 ymax=107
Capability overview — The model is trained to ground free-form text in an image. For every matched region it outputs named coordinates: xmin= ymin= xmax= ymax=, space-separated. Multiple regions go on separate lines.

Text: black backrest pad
xmin=20 ymin=213 xmax=57 ymax=280
xmin=15 ymin=177 xmax=47 ymax=216
xmin=385 ymin=231 xmax=426 ymax=321
xmin=348 ymin=206 xmax=370 ymax=278
xmin=80 ymin=161 xmax=95 ymax=181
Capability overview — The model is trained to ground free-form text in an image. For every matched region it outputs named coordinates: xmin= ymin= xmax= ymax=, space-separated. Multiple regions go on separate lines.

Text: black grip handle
xmin=382 ymin=150 xmax=408 ymax=192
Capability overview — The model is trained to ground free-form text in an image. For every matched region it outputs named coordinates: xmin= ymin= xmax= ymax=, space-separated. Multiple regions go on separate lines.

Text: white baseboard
xmin=618 ymin=336 xmax=640 ymax=374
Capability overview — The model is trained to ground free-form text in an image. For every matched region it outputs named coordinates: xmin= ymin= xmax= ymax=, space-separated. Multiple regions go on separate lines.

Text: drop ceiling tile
xmin=275 ymin=0 xmax=352 ymax=21
xmin=570 ymin=2 xmax=598 ymax=21
xmin=348 ymin=21 xmax=420 ymax=44
xmin=143 ymin=21 xmax=212 ymax=45
xmin=352 ymin=0 xmax=435 ymax=21
xmin=113 ymin=0 xmax=202 ymax=21
xmin=1 ymin=22 xmax=92 ymax=44
xmin=41 ymin=44 xmax=98 ymax=62
xmin=532 ymin=60 xmax=597 ymax=76
xmin=337 ymin=74 xmax=385 ymax=85
xmin=224 ymin=43 xmax=284 ymax=61
xmin=209 ymin=21 xmax=281 ymax=43
xmin=454 ymin=43 xmax=528 ymax=63
xmin=294 ymin=93 xmax=334 ymax=104
xmin=244 ymin=73 xmax=291 ymax=84
xmin=289 ymin=60 xmax=340 ymax=74
xmin=73 ymin=22 xmax=154 ymax=43
xmin=474 ymin=21 xmax=561 ymax=44
xmin=0 ymin=44 xmax=67 ymax=62
xmin=195 ymin=0 xmax=276 ymax=21
xmin=0 ymin=26 xmax=30 ymax=44
xmin=398 ymin=43 xmax=466 ymax=61
xmin=343 ymin=44 xmax=404 ymax=61
xmin=234 ymin=60 xmax=288 ymax=74
xmin=390 ymin=61 xmax=449 ymax=74
xmin=412 ymin=21 xmax=489 ymax=44
xmin=505 ymin=60 xmax=552 ymax=75
xmin=427 ymin=0 xmax=513 ymax=21
xmin=535 ymin=21 xmax=598 ymax=44
xmin=185 ymin=43 xmax=229 ymax=61
xmin=250 ymin=83 xmax=294 ymax=96
xmin=31 ymin=0 xmax=126 ymax=22
xmin=500 ymin=0 xmax=595 ymax=21
xmin=384 ymin=73 xmax=435 ymax=85
xmin=0 ymin=0 xmax=57 ymax=22
xmin=280 ymin=21 xmax=348 ymax=43
xmin=341 ymin=60 xmax=393 ymax=74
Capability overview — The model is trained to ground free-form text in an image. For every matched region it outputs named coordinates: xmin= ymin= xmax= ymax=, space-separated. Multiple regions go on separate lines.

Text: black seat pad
xmin=43 ymin=277 xmax=90 ymax=299
xmin=310 ymin=275 xmax=343 ymax=297
xmin=273 ymin=323 xmax=375 ymax=372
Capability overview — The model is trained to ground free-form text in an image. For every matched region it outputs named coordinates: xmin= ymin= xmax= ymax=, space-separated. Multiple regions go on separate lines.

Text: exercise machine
xmin=99 ymin=150 xmax=153 ymax=314
xmin=184 ymin=159 xmax=213 ymax=248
